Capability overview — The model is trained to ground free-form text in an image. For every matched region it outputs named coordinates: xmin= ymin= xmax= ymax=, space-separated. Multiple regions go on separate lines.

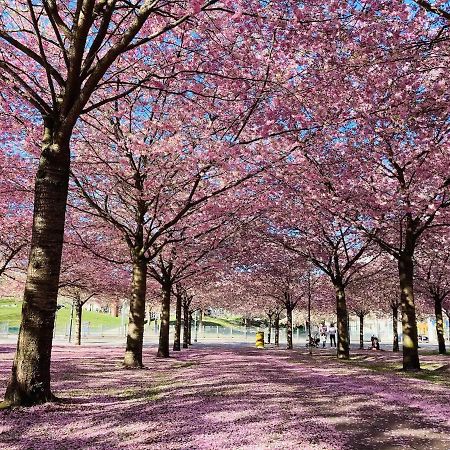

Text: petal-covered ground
xmin=0 ymin=343 xmax=449 ymax=450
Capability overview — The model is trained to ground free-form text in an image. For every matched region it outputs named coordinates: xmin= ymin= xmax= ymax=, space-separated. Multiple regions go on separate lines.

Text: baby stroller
xmin=306 ymin=332 xmax=320 ymax=348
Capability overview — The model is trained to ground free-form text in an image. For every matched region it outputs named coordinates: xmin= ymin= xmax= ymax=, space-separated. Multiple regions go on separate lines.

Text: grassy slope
xmin=0 ymin=298 xmax=122 ymax=331
xmin=0 ymin=299 xmax=241 ymax=330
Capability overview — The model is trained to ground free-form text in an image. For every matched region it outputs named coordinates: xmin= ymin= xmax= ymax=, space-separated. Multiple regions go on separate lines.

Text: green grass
xmin=0 ymin=298 xmax=122 ymax=331
xmin=205 ymin=316 xmax=242 ymax=327
xmin=172 ymin=361 xmax=200 ymax=369
xmin=419 ymin=349 xmax=450 ymax=357
xmin=0 ymin=298 xmax=22 ymax=325
xmin=120 ymin=387 xmax=161 ymax=401
xmin=0 ymin=298 xmax=241 ymax=332
xmin=168 ymin=316 xmax=242 ymax=328
xmin=343 ymin=356 xmax=450 ymax=386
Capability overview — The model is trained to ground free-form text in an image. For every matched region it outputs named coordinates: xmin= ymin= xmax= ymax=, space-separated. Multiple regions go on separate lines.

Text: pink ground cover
xmin=0 ymin=344 xmax=449 ymax=450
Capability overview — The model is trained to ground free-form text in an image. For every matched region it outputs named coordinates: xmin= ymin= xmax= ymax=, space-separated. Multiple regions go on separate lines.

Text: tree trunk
xmin=335 ymin=283 xmax=349 ymax=359
xmin=434 ymin=296 xmax=446 ymax=355
xmin=398 ymin=253 xmax=420 ymax=370
xmin=359 ymin=314 xmax=364 ymax=350
xmin=188 ymin=312 xmax=193 ymax=345
xmin=286 ymin=306 xmax=293 ymax=349
xmin=183 ymin=301 xmax=189 ymax=348
xmin=392 ymin=305 xmax=399 ymax=352
xmin=157 ymin=282 xmax=171 ymax=358
xmin=173 ymin=293 xmax=182 ymax=351
xmin=308 ymin=286 xmax=312 ymax=356
xmin=267 ymin=317 xmax=272 ymax=344
xmin=111 ymin=303 xmax=119 ymax=317
xmin=124 ymin=258 xmax=147 ymax=367
xmin=5 ymin=127 xmax=70 ymax=406
xmin=75 ymin=303 xmax=82 ymax=346
xmin=274 ymin=313 xmax=280 ymax=346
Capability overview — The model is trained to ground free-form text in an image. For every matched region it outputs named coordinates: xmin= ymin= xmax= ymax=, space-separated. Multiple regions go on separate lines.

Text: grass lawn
xmin=0 ymin=298 xmax=241 ymax=333
xmin=168 ymin=316 xmax=242 ymax=327
xmin=0 ymin=298 xmax=122 ymax=332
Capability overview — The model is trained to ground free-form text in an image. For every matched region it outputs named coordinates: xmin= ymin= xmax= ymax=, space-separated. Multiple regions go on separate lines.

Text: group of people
xmin=319 ymin=322 xmax=337 ymax=348
xmin=310 ymin=322 xmax=382 ymax=350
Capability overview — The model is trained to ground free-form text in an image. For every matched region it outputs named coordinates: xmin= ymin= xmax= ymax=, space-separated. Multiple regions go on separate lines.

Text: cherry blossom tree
xmin=416 ymin=233 xmax=450 ymax=354
xmin=71 ymin=87 xmax=273 ymax=364
xmin=1 ymin=0 xmax=449 ymax=405
xmin=58 ymin=239 xmax=129 ymax=346
xmin=263 ymin=174 xmax=379 ymax=359
xmin=0 ymin=136 xmax=33 ymax=280
xmin=0 ymin=0 xmax=233 ymax=406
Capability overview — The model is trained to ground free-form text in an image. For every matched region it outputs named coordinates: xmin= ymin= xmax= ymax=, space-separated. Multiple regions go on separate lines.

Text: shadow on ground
xmin=0 ymin=343 xmax=449 ymax=450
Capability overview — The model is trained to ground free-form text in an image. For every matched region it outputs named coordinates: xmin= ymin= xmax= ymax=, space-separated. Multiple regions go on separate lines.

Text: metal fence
xmin=1 ymin=318 xmax=448 ymax=345
xmin=0 ymin=321 xmax=306 ymax=344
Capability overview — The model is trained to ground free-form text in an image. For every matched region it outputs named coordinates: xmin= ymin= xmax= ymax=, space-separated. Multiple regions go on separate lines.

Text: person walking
xmin=328 ymin=323 xmax=337 ymax=347
xmin=320 ymin=322 xmax=328 ymax=348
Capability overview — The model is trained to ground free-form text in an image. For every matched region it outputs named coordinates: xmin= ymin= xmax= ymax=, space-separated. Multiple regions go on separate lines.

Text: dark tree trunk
xmin=274 ymin=313 xmax=280 ymax=346
xmin=124 ymin=258 xmax=147 ymax=367
xmin=5 ymin=127 xmax=70 ymax=406
xmin=308 ymin=285 xmax=312 ymax=356
xmin=398 ymin=253 xmax=420 ymax=370
xmin=392 ymin=305 xmax=399 ymax=352
xmin=75 ymin=303 xmax=82 ymax=346
xmin=173 ymin=293 xmax=182 ymax=351
xmin=183 ymin=301 xmax=189 ymax=349
xmin=286 ymin=306 xmax=293 ymax=349
xmin=359 ymin=314 xmax=364 ymax=349
xmin=188 ymin=312 xmax=193 ymax=345
xmin=267 ymin=316 xmax=272 ymax=344
xmin=157 ymin=282 xmax=171 ymax=358
xmin=434 ymin=296 xmax=446 ymax=355
xmin=335 ymin=282 xmax=349 ymax=359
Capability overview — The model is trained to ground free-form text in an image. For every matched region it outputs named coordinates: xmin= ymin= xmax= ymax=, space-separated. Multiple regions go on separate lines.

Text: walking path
xmin=0 ymin=343 xmax=449 ymax=449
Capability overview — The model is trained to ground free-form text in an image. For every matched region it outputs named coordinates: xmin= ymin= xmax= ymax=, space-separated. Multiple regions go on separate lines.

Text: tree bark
xmin=434 ymin=296 xmax=446 ymax=355
xmin=173 ymin=293 xmax=182 ymax=351
xmin=124 ymin=258 xmax=147 ymax=367
xmin=75 ymin=302 xmax=82 ymax=346
xmin=286 ymin=306 xmax=293 ymax=349
xmin=274 ymin=313 xmax=280 ymax=346
xmin=157 ymin=282 xmax=171 ymax=357
xmin=398 ymin=253 xmax=420 ymax=370
xmin=267 ymin=316 xmax=272 ymax=344
xmin=5 ymin=126 xmax=70 ymax=406
xmin=183 ymin=301 xmax=189 ymax=349
xmin=359 ymin=314 xmax=364 ymax=349
xmin=392 ymin=305 xmax=399 ymax=352
xmin=188 ymin=312 xmax=193 ymax=345
xmin=335 ymin=282 xmax=349 ymax=359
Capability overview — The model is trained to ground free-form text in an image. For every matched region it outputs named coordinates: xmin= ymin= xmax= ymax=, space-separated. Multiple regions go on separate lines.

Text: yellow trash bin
xmin=256 ymin=331 xmax=264 ymax=349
